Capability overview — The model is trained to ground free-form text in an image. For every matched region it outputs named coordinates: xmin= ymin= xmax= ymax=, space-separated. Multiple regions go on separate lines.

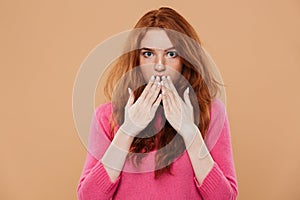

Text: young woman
xmin=77 ymin=7 xmax=238 ymax=200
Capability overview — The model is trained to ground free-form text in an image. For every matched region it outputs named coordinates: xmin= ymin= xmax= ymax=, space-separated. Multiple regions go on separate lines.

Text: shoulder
xmin=94 ymin=102 xmax=113 ymax=121
xmin=92 ymin=102 xmax=115 ymax=139
xmin=208 ymin=98 xmax=227 ymax=128
xmin=210 ymin=98 xmax=226 ymax=118
xmin=205 ymin=98 xmax=229 ymax=150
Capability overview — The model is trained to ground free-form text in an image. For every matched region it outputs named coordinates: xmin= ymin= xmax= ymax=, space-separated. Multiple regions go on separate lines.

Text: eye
xmin=142 ymin=51 xmax=154 ymax=58
xmin=167 ymin=51 xmax=178 ymax=58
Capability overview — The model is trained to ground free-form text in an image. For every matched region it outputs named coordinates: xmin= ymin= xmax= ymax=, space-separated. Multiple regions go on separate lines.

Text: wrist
xmin=114 ymin=128 xmax=135 ymax=149
xmin=119 ymin=123 xmax=142 ymax=137
xmin=179 ymin=123 xmax=199 ymax=145
xmin=179 ymin=122 xmax=198 ymax=134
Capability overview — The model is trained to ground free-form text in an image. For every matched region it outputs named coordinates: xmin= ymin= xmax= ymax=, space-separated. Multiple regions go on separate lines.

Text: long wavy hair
xmin=103 ymin=7 xmax=222 ymax=178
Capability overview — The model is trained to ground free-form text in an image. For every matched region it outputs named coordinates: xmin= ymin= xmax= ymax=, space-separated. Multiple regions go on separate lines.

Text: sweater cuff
xmin=194 ymin=162 xmax=223 ymax=196
xmin=90 ymin=161 xmax=121 ymax=194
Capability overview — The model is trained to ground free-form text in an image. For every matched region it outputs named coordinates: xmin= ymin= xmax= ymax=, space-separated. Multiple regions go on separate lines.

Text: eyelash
xmin=142 ymin=51 xmax=153 ymax=57
xmin=142 ymin=51 xmax=178 ymax=58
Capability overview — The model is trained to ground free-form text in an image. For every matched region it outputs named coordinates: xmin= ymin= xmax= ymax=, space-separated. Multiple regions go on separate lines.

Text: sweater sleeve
xmin=193 ymin=99 xmax=238 ymax=200
xmin=77 ymin=103 xmax=121 ymax=200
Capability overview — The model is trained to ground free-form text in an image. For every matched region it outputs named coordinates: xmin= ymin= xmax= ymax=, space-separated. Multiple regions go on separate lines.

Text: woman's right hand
xmin=120 ymin=75 xmax=162 ymax=137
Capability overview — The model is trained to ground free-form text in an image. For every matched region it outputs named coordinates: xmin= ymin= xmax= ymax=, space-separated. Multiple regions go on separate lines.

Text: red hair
xmin=104 ymin=7 xmax=222 ymax=178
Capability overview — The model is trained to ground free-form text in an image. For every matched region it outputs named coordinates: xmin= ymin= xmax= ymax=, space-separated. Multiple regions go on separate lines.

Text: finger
xmin=162 ymin=94 xmax=170 ymax=116
xmin=146 ymin=76 xmax=161 ymax=106
xmin=150 ymin=94 xmax=162 ymax=114
xmin=144 ymin=75 xmax=159 ymax=101
xmin=161 ymin=76 xmax=171 ymax=91
xmin=183 ymin=87 xmax=192 ymax=107
xmin=167 ymin=76 xmax=185 ymax=108
xmin=162 ymin=78 xmax=178 ymax=109
xmin=137 ymin=75 xmax=155 ymax=103
xmin=166 ymin=76 xmax=179 ymax=98
xmin=162 ymin=84 xmax=172 ymax=113
xmin=162 ymin=76 xmax=179 ymax=104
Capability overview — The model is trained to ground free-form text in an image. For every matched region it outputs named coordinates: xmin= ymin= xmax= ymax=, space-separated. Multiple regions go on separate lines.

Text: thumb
xmin=183 ymin=87 xmax=192 ymax=106
xmin=126 ymin=87 xmax=134 ymax=107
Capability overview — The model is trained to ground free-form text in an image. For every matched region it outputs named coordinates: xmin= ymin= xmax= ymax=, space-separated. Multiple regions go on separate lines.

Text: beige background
xmin=1 ymin=0 xmax=300 ymax=199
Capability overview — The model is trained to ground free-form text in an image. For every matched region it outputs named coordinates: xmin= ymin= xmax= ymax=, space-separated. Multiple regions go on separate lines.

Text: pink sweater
xmin=77 ymin=99 xmax=238 ymax=200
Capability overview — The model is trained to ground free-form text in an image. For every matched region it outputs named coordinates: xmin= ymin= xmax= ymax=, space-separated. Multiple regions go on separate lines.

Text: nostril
xmin=154 ymin=63 xmax=166 ymax=72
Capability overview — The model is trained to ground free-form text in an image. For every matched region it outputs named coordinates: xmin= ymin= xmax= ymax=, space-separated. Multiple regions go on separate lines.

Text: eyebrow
xmin=140 ymin=47 xmax=176 ymax=51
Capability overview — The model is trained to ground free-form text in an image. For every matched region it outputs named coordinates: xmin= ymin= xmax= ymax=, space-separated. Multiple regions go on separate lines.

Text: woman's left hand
xmin=161 ymin=76 xmax=197 ymax=139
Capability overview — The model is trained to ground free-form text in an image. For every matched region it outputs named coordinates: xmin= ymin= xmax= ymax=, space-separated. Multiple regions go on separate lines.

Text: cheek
xmin=169 ymin=60 xmax=182 ymax=72
xmin=168 ymin=61 xmax=182 ymax=81
xmin=176 ymin=63 xmax=183 ymax=72
xmin=140 ymin=67 xmax=153 ymax=81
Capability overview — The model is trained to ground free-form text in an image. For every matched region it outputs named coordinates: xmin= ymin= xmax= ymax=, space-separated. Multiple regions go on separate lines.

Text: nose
xmin=154 ymin=53 xmax=166 ymax=72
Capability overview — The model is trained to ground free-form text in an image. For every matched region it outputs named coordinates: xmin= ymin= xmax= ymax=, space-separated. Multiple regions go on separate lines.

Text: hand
xmin=120 ymin=76 xmax=162 ymax=137
xmin=161 ymin=76 xmax=196 ymax=138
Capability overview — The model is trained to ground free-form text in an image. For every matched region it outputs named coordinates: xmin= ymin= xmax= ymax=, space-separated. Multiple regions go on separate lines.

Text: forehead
xmin=140 ymin=29 xmax=174 ymax=50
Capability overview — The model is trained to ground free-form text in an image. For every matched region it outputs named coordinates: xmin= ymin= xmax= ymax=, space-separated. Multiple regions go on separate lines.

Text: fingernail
xmin=128 ymin=88 xmax=131 ymax=94
xmin=150 ymin=75 xmax=155 ymax=81
xmin=162 ymin=76 xmax=166 ymax=80
xmin=156 ymin=76 xmax=160 ymax=81
xmin=167 ymin=76 xmax=171 ymax=80
xmin=186 ymin=87 xmax=189 ymax=94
